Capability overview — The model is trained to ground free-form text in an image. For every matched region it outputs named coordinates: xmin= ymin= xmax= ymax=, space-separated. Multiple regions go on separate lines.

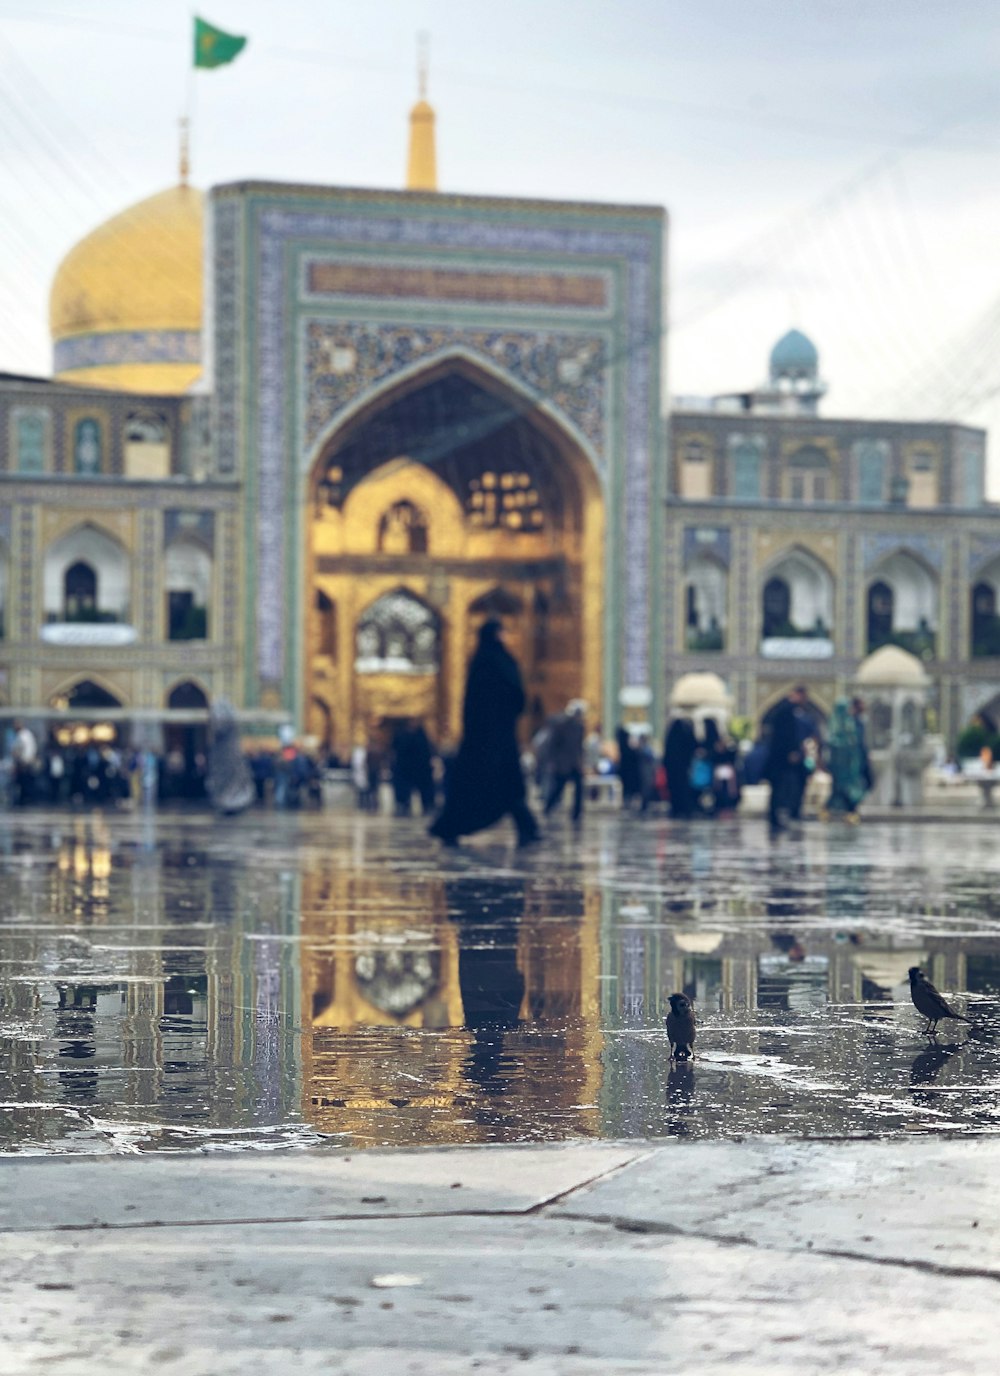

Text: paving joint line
xmin=554 ymin=1210 xmax=1000 ymax=1284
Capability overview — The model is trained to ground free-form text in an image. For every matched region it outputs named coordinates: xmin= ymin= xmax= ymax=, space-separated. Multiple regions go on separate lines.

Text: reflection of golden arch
xmin=307 ymin=352 xmax=604 ymax=751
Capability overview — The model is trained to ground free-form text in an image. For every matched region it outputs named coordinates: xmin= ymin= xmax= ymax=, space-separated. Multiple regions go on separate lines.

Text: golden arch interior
xmin=307 ymin=360 xmax=604 ymax=753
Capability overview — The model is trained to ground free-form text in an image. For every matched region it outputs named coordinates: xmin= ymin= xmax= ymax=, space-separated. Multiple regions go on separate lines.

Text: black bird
xmin=666 ymin=992 xmax=696 ymax=1060
xmin=908 ymin=966 xmax=973 ymax=1036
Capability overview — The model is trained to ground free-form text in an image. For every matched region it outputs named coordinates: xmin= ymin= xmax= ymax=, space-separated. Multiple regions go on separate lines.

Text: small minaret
xmin=406 ymin=34 xmax=437 ymax=192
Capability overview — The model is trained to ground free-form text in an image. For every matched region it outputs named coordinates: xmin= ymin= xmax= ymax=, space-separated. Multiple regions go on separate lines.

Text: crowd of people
xmin=2 ymin=646 xmax=875 ymax=837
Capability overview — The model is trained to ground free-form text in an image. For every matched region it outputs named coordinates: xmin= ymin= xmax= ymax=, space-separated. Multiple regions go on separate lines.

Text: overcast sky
xmin=2 ymin=0 xmax=1000 ymax=482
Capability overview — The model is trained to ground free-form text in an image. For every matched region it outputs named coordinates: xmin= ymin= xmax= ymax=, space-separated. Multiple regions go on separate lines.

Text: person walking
xmin=663 ymin=712 xmax=698 ymax=818
xmin=766 ymin=685 xmax=808 ymax=833
xmin=11 ymin=720 xmax=38 ymax=807
xmin=615 ymin=725 xmax=641 ymax=810
xmin=825 ymin=698 xmax=868 ymax=822
xmin=430 ymin=619 xmax=540 ymax=848
xmin=543 ymin=700 xmax=587 ymax=822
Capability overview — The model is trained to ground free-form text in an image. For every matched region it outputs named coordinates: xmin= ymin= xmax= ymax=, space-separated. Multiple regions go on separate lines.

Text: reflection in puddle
xmin=1 ymin=812 xmax=999 ymax=1153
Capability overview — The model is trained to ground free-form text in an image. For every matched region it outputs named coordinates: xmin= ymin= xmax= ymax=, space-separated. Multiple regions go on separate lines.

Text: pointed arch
xmin=306 ymin=345 xmax=604 ymax=497
xmin=760 ymin=544 xmax=834 ymax=640
xmin=866 ymin=548 xmax=938 ymax=655
xmin=43 ymin=521 xmax=130 ymax=622
xmin=50 ymin=672 xmax=128 ymax=710
xmin=164 ymin=676 xmax=211 ymax=710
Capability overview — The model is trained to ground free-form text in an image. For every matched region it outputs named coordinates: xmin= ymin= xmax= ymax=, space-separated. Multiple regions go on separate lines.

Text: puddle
xmin=1 ymin=810 xmax=999 ymax=1153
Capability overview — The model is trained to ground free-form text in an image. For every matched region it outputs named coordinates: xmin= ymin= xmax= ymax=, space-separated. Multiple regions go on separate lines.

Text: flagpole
xmin=181 ymin=12 xmax=195 ymax=185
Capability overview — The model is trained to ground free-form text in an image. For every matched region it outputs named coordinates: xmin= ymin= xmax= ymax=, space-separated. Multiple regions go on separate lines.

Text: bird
xmin=908 ymin=967 xmax=973 ymax=1036
xmin=666 ymin=992 xmax=696 ymax=1060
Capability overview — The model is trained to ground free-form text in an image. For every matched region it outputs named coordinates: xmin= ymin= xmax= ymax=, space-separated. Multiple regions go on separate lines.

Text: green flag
xmin=194 ymin=17 xmax=247 ymax=69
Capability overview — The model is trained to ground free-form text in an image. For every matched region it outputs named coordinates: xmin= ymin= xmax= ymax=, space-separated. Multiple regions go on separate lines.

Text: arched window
xmin=763 ymin=577 xmax=791 ymax=638
xmin=854 ymin=440 xmax=887 ymax=505
xmin=784 ymin=445 xmax=832 ymax=502
xmin=64 ymin=561 xmax=97 ymax=622
xmin=54 ymin=679 xmax=122 ymax=711
xmin=867 ymin=552 xmax=937 ymax=657
xmin=73 ymin=418 xmax=102 ymax=476
xmin=355 ymin=590 xmax=439 ymax=674
xmin=677 ymin=438 xmax=713 ymax=499
xmin=125 ymin=410 xmax=170 ymax=479
xmin=730 ymin=438 xmax=762 ymax=500
xmin=760 ymin=549 xmax=834 ymax=651
xmin=972 ymin=580 xmax=1000 ymax=657
xmin=378 ymin=500 xmax=429 ymax=554
xmin=685 ymin=554 xmax=727 ymax=651
xmin=15 ymin=411 xmax=47 ymax=474
xmin=315 ymin=590 xmax=336 ymax=658
xmin=44 ymin=524 xmax=129 ymax=624
xmin=167 ymin=681 xmax=209 ymax=710
xmin=165 ymin=539 xmax=211 ymax=641
xmin=867 ymin=581 xmax=894 ymax=649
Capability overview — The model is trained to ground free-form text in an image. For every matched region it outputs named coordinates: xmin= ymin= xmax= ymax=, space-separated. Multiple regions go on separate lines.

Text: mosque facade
xmin=668 ymin=331 xmax=999 ymax=744
xmin=1 ymin=95 xmax=998 ymax=756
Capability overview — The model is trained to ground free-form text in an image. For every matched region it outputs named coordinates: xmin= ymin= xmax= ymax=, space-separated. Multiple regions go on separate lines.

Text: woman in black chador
xmin=430 ymin=619 xmax=540 ymax=847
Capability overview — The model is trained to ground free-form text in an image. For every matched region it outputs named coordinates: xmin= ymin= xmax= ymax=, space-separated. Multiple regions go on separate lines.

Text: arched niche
xmin=760 ymin=547 xmax=833 ymax=653
xmin=685 ymin=553 xmax=727 ymax=651
xmin=971 ymin=555 xmax=1000 ymax=658
xmin=165 ymin=537 xmax=211 ymax=640
xmin=167 ymin=680 xmax=210 ymax=710
xmin=44 ymin=524 xmax=129 ymax=623
xmin=355 ymin=589 xmax=440 ymax=675
xmin=866 ymin=549 xmax=937 ymax=657
xmin=51 ymin=678 xmax=124 ymax=711
xmin=378 ymin=499 xmax=429 ymax=554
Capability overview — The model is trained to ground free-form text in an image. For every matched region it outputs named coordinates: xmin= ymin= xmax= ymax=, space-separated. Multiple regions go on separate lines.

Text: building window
xmin=64 ymin=561 xmax=98 ymax=621
xmin=684 ymin=554 xmax=727 ymax=651
xmin=125 ymin=410 xmax=170 ymax=479
xmin=906 ymin=446 xmax=938 ymax=507
xmin=165 ymin=539 xmax=211 ymax=641
xmin=961 ymin=443 xmax=985 ymax=507
xmin=678 ymin=439 xmax=713 ymax=499
xmin=378 ymin=500 xmax=428 ymax=554
xmin=762 ymin=577 xmax=791 ymax=638
xmin=315 ymin=590 xmax=336 ymax=658
xmin=73 ymin=418 xmax=103 ymax=475
xmin=731 ymin=439 xmax=762 ymax=500
xmin=355 ymin=590 xmax=439 ymax=674
xmin=866 ymin=552 xmax=938 ymax=658
xmin=783 ymin=445 xmax=833 ymax=502
xmin=854 ymin=440 xmax=888 ymax=505
xmin=760 ymin=548 xmax=834 ymax=651
xmin=972 ymin=575 xmax=1000 ymax=657
xmin=15 ymin=411 xmax=48 ymax=473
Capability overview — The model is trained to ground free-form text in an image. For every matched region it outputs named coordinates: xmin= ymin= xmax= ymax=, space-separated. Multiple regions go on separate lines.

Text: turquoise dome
xmin=770 ymin=329 xmax=818 ymax=381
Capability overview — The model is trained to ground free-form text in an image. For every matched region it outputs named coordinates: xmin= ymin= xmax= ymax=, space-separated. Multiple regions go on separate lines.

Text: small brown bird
xmin=908 ymin=966 xmax=972 ymax=1036
xmin=666 ymin=992 xmax=696 ymax=1060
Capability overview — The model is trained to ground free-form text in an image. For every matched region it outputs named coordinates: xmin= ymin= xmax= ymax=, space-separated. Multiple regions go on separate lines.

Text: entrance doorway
xmin=307 ymin=359 xmax=603 ymax=755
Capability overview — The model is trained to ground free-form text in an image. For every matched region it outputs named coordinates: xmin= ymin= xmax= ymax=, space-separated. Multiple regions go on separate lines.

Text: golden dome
xmin=50 ymin=183 xmax=203 ymax=394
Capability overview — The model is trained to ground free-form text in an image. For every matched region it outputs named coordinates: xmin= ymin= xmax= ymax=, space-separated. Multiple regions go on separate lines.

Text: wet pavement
xmin=2 ymin=808 xmax=1000 ymax=1155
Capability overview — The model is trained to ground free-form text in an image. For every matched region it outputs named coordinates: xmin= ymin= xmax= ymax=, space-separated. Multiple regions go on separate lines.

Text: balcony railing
xmin=686 ymin=626 xmax=724 ymax=652
xmin=760 ymin=621 xmax=834 ymax=659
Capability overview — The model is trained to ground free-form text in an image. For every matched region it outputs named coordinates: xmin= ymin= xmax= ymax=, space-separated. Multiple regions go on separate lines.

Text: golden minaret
xmin=406 ymin=35 xmax=437 ymax=191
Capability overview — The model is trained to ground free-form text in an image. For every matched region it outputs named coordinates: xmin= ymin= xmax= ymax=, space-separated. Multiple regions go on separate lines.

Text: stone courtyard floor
xmin=2 ymin=807 xmax=999 ymax=1370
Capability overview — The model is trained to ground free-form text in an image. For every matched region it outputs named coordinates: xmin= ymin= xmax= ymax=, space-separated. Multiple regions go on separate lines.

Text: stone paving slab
xmin=1 ymin=1139 xmax=999 ymax=1374
xmin=554 ymin=1136 xmax=1000 ymax=1275
xmin=2 ymin=1212 xmax=999 ymax=1375
xmin=0 ymin=1143 xmax=642 ymax=1232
